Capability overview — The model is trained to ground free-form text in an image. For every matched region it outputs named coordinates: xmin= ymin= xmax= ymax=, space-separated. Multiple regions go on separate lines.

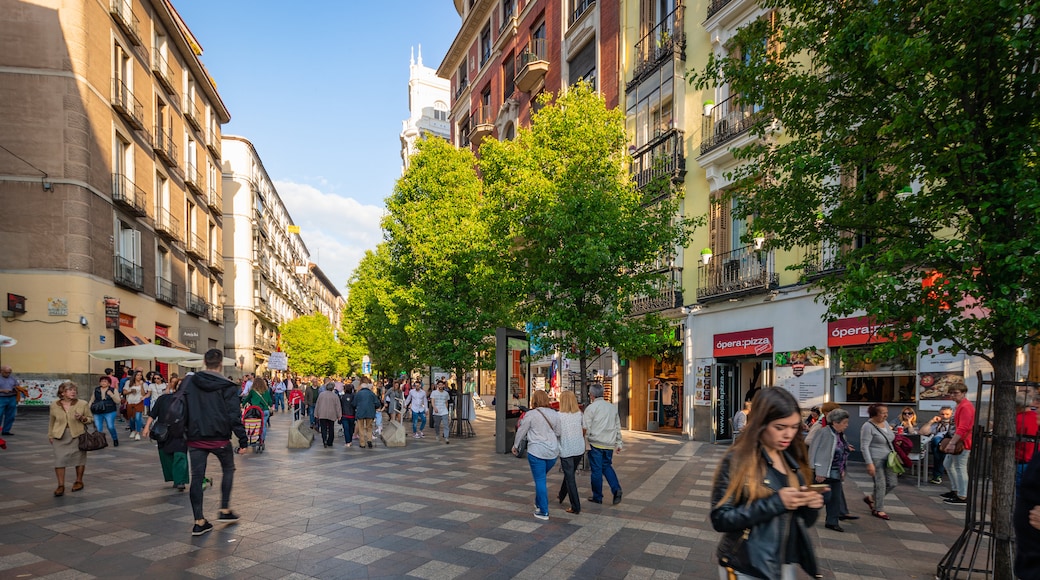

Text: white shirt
xmin=406 ymin=388 xmax=428 ymax=413
xmin=430 ymin=389 xmax=450 ymax=415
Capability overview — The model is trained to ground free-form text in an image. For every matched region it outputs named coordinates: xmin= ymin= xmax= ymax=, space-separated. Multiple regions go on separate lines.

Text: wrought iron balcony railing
xmin=154 ymin=207 xmax=180 ymax=240
xmin=515 ymin=38 xmax=549 ymax=93
xmin=152 ymin=47 xmax=175 ymax=94
xmin=152 ymin=125 xmax=178 ymax=166
xmin=629 ymin=3 xmax=685 ymax=89
xmin=185 ymin=162 xmax=204 ymax=195
xmin=207 ymin=132 xmax=221 ymax=158
xmin=630 ymin=270 xmax=683 ymax=315
xmin=156 ymin=276 xmax=177 ymax=305
xmin=186 ymin=292 xmax=210 ymax=318
xmin=700 ymin=92 xmax=762 ymax=155
xmin=630 ymin=128 xmax=685 ymax=190
xmin=185 ymin=99 xmax=203 ymax=131
xmin=706 ymin=0 xmax=737 ymax=20
xmin=802 ymin=242 xmax=846 ymax=280
xmin=109 ymin=0 xmax=141 ymax=45
xmin=209 ymin=252 xmax=225 ymax=273
xmin=469 ymin=102 xmax=496 ymax=144
xmin=206 ymin=184 xmax=222 ymax=213
xmin=454 ymin=78 xmax=469 ymax=100
xmin=113 ymin=255 xmax=143 ymax=290
xmin=111 ymin=173 xmax=148 ymax=216
xmin=569 ymin=0 xmax=596 ymax=25
xmin=111 ymin=78 xmax=144 ymax=130
xmin=697 ymin=245 xmax=778 ymax=302
xmin=185 ymin=232 xmax=206 ymax=259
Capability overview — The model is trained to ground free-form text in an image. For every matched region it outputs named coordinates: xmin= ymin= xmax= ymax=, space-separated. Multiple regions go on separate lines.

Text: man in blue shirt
xmin=0 ymin=365 xmax=22 ymax=435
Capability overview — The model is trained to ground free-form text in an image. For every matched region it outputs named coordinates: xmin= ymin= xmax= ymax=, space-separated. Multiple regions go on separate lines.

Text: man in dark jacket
xmin=353 ymin=378 xmax=379 ymax=449
xmin=182 ymin=349 xmax=248 ymax=536
xmin=304 ymin=379 xmax=321 ymax=429
xmin=1015 ymin=450 xmax=1040 ymax=580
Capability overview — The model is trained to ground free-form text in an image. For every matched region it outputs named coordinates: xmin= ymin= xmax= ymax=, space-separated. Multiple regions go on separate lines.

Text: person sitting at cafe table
xmin=919 ymin=405 xmax=954 ymax=485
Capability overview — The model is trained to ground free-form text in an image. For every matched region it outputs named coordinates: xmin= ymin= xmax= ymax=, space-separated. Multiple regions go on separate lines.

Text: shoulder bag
xmin=872 ymin=423 xmax=906 ymax=475
xmin=941 ymin=436 xmax=965 ymax=455
xmin=78 ymin=423 xmax=109 ymax=451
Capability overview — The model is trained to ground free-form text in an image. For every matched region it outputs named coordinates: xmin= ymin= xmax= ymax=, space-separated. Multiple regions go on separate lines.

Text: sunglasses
xmin=903 ymin=411 xmax=914 ymax=416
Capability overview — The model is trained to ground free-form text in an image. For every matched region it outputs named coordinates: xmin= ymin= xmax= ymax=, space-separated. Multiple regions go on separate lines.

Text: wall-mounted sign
xmin=713 ymin=328 xmax=774 ymax=357
xmin=774 ymin=349 xmax=827 ymax=409
xmin=104 ymin=297 xmax=120 ymax=329
xmin=826 ymin=316 xmax=901 ymax=347
xmin=7 ymin=293 xmax=26 ymax=313
xmin=47 ymin=297 xmax=68 ymax=316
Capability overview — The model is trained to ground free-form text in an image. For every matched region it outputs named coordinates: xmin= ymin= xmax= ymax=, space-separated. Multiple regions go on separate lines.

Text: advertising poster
xmin=104 ymin=297 xmax=120 ymax=330
xmin=694 ymin=359 xmax=712 ymax=406
xmin=774 ymin=349 xmax=827 ymax=409
xmin=18 ymin=379 xmax=67 ymax=407
xmin=918 ymin=339 xmax=966 ymax=410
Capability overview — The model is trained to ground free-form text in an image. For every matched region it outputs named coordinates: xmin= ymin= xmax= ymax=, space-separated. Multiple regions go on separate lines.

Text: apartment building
xmin=220 ymin=136 xmax=310 ymax=377
xmin=436 ymin=0 xmax=619 ymax=149
xmin=0 ymin=0 xmax=229 ymax=391
xmin=307 ymin=264 xmax=345 ymax=334
xmin=400 ymin=46 xmax=451 ymax=172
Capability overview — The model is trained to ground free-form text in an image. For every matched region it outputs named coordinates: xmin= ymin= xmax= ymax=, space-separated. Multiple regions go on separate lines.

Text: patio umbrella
xmin=0 ymin=335 xmax=16 ymax=348
xmin=178 ymin=357 xmax=236 ymax=369
xmin=88 ymin=343 xmax=200 ymax=364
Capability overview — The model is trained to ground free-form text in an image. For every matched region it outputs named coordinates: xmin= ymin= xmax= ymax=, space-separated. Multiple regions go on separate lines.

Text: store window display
xmin=833 ymin=346 xmax=916 ymax=405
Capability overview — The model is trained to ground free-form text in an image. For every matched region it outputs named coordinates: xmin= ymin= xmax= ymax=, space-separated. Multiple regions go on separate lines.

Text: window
xmin=155 ymin=173 xmax=169 ymax=215
xmin=157 ymin=246 xmax=171 ymax=280
xmin=456 ymin=60 xmax=469 ymax=95
xmin=186 ymin=133 xmax=197 ymax=174
xmin=113 ymin=41 xmax=132 ymax=100
xmin=480 ymin=21 xmax=492 ymax=66
xmin=458 ymin=115 xmax=471 ymax=146
xmin=186 ymin=200 xmax=197 ymax=238
xmin=568 ymin=40 xmax=597 ymax=89
xmin=481 ymin=87 xmax=492 ymax=122
xmin=833 ymin=346 xmax=917 ymax=405
xmin=116 ymin=220 xmax=140 ymax=263
xmin=503 ymin=53 xmax=515 ymax=98
xmin=208 ymin=223 xmax=217 ymax=257
xmin=625 ymin=66 xmax=675 ymax=149
xmin=503 ymin=0 xmax=516 ymax=21
xmin=433 ymin=101 xmax=448 ymax=121
xmin=532 ymin=20 xmax=546 ymax=43
xmin=113 ymin=135 xmax=132 ymax=180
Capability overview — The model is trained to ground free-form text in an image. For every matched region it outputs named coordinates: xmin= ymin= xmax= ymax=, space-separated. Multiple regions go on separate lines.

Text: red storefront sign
xmin=714 ymin=328 xmax=774 ymax=357
xmin=827 ymin=316 xmax=895 ymax=347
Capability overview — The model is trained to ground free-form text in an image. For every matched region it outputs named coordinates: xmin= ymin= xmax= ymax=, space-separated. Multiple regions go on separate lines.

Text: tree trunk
xmin=990 ymin=346 xmax=1017 ymax=578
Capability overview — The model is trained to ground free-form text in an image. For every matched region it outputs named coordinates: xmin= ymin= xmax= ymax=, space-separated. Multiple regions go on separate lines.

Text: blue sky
xmin=174 ymin=1 xmax=460 ymax=291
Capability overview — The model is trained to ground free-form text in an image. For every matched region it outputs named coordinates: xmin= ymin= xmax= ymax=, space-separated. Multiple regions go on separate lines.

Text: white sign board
xmin=268 ymin=351 xmax=288 ymax=371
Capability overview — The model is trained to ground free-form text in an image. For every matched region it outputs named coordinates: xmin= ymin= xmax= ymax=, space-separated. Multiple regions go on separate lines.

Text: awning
xmin=155 ymin=335 xmax=191 ymax=351
xmin=118 ymin=325 xmax=152 ymax=346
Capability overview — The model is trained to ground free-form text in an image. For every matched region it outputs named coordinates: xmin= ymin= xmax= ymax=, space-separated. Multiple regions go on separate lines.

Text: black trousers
xmin=319 ymin=418 xmax=336 ymax=447
xmin=558 ymin=454 xmax=582 ymax=513
xmin=824 ymin=476 xmax=845 ymax=526
xmin=188 ymin=444 xmax=235 ymax=521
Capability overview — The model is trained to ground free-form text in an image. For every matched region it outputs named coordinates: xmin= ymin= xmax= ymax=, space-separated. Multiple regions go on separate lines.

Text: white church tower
xmin=400 ymin=45 xmax=451 ymax=172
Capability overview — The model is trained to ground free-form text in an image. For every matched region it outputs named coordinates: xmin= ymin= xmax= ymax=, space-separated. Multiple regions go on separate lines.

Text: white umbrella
xmin=178 ymin=357 xmax=236 ymax=369
xmin=88 ymin=343 xmax=199 ymax=363
xmin=0 ymin=335 xmax=16 ymax=348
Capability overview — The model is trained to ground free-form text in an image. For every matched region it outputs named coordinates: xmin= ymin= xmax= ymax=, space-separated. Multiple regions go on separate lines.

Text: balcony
xmin=205 ymin=185 xmax=222 ymax=213
xmin=629 ymin=3 xmax=685 ymax=90
xmin=699 ymin=93 xmax=762 ymax=156
xmin=111 ymin=173 xmax=148 ymax=216
xmin=706 ymin=0 xmax=737 ymax=20
xmin=154 ymin=207 xmax=180 ymax=240
xmin=253 ymin=297 xmax=274 ymax=322
xmin=152 ymin=125 xmax=178 ymax=166
xmin=630 ymin=274 xmax=683 ymax=316
xmin=515 ymin=38 xmax=549 ymax=93
xmin=206 ymin=133 xmax=221 ymax=158
xmin=209 ymin=252 xmax=225 ymax=273
xmin=109 ymin=0 xmax=142 ymax=45
xmin=186 ymin=292 xmax=210 ymax=318
xmin=697 ymin=245 xmax=778 ymax=302
xmin=630 ymin=129 xmax=686 ymax=191
xmin=803 ymin=242 xmax=845 ymax=281
xmin=569 ymin=0 xmax=596 ymax=25
xmin=185 ymin=232 xmax=206 ymax=259
xmin=254 ymin=218 xmax=269 ymax=239
xmin=156 ymin=276 xmax=178 ymax=305
xmin=185 ymin=162 xmax=204 ymax=195
xmin=152 ymin=47 xmax=175 ymax=95
xmin=111 ymin=78 xmax=144 ymax=130
xmin=185 ymin=99 xmax=202 ymax=131
xmin=469 ymin=103 xmax=496 ymax=145
xmin=454 ymin=78 xmax=470 ymax=101
xmin=113 ymin=255 xmax=143 ymax=291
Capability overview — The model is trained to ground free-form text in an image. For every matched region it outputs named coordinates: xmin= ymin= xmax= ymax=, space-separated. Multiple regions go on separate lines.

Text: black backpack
xmin=149 ymin=384 xmax=187 ymax=443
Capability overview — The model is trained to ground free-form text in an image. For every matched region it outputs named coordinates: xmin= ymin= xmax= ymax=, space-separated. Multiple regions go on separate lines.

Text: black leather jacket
xmin=711 ymin=449 xmax=820 ymax=579
xmin=1015 ymin=453 xmax=1040 ymax=580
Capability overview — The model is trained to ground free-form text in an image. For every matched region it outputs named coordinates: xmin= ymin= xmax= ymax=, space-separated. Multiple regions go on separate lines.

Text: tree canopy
xmin=692 ymin=1 xmax=1040 ymax=573
xmin=341 ymin=244 xmax=416 ymax=376
xmin=278 ymin=313 xmax=342 ymax=378
xmin=480 ymin=83 xmax=695 ymax=397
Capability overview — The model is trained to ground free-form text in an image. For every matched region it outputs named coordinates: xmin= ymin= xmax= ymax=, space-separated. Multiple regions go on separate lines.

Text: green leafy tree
xmin=692 ymin=1 xmax=1040 ymax=573
xmin=342 ymin=244 xmax=417 ymax=377
xmin=480 ymin=83 xmax=695 ymax=401
xmin=384 ymin=137 xmax=515 ymax=413
xmin=278 ymin=313 xmax=340 ymax=378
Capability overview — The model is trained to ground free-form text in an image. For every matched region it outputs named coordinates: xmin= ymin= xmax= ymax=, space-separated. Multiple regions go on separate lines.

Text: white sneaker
xmin=533 ymin=510 xmax=549 ymax=521
xmin=134 ymin=433 xmax=141 ymax=441
xmin=419 ymin=432 xmax=425 ymax=438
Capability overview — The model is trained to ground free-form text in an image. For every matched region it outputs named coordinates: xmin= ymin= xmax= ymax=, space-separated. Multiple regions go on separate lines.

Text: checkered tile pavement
xmin=0 ymin=409 xmax=963 ymax=579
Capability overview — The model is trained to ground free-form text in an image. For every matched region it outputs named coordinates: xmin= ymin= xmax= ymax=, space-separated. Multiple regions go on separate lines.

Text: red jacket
xmin=1017 ymin=409 xmax=1039 ymax=463
xmin=954 ymin=398 xmax=976 ymax=450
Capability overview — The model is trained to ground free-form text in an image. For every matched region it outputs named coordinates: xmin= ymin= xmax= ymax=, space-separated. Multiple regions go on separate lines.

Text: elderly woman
xmin=513 ymin=390 xmax=561 ymax=521
xmin=314 ymin=383 xmax=343 ymax=448
xmin=808 ymin=407 xmax=853 ymax=532
xmin=49 ymin=381 xmax=93 ymax=496
xmin=861 ymin=403 xmax=897 ymax=520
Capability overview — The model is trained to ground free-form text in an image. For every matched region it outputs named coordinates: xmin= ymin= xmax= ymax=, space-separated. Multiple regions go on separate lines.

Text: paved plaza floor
xmin=0 ymin=408 xmax=963 ymax=579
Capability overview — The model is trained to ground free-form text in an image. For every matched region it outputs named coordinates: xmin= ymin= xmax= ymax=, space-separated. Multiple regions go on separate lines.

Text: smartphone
xmin=807 ymin=484 xmax=830 ymax=492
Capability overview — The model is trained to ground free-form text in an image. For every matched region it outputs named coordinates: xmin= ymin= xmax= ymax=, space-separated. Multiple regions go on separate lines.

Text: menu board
xmin=774 ymin=349 xmax=827 ymax=409
xmin=694 ymin=360 xmax=712 ymax=406
xmin=918 ymin=340 xmax=966 ymax=411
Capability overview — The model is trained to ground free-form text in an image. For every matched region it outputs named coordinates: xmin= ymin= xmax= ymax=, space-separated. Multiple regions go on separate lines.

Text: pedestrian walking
xmin=583 ymin=383 xmax=623 ymax=505
xmin=861 ymin=404 xmax=897 ymax=520
xmin=124 ymin=371 xmax=147 ymax=441
xmin=181 ymin=349 xmax=248 ymax=536
xmin=512 ymin=390 xmax=561 ymax=520
xmin=353 ymin=378 xmax=379 ymax=449
xmin=314 ymin=383 xmax=341 ymax=448
xmin=304 ymin=379 xmax=320 ymax=429
xmin=142 ymin=379 xmax=188 ymax=491
xmin=88 ymin=376 xmax=121 ymax=447
xmin=339 ymin=384 xmax=357 ymax=447
xmin=556 ymin=390 xmax=584 ymax=514
xmin=711 ymin=387 xmax=823 ymax=580
xmin=406 ymin=383 xmax=427 ymax=438
xmin=430 ymin=380 xmax=451 ymax=443
xmin=48 ymin=381 xmax=93 ymax=496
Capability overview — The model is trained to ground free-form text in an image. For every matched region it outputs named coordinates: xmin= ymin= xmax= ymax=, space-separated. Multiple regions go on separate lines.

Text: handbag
xmin=941 ymin=437 xmax=966 ymax=455
xmin=514 ymin=436 xmax=528 ymax=458
xmin=887 ymin=450 xmax=906 ymax=475
xmin=78 ymin=424 xmax=109 ymax=452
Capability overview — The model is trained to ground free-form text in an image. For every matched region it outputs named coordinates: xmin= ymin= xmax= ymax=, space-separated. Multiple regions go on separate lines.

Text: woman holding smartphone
xmin=808 ymin=407 xmax=854 ymax=532
xmin=711 ymin=387 xmax=823 ymax=580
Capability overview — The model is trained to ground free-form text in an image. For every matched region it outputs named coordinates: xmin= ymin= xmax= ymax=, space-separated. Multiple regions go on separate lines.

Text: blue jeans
xmin=527 ymin=454 xmax=557 ymax=516
xmin=588 ymin=446 xmax=621 ymax=502
xmin=130 ymin=411 xmax=144 ymax=433
xmin=944 ymin=450 xmax=971 ymax=498
xmin=94 ymin=411 xmax=118 ymax=442
xmin=307 ymin=404 xmax=316 ymax=426
xmin=273 ymin=391 xmax=285 ymax=411
xmin=341 ymin=417 xmax=356 ymax=444
xmin=411 ymin=411 xmax=426 ymax=434
xmin=0 ymin=395 xmax=17 ymax=433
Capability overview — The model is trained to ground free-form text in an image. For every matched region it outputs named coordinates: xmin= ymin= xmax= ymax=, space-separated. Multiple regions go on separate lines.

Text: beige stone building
xmin=0 ymin=0 xmax=230 ymax=394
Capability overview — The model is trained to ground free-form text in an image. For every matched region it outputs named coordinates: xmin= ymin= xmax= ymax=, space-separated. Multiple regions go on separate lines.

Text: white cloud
xmin=274 ymin=180 xmax=384 ymax=294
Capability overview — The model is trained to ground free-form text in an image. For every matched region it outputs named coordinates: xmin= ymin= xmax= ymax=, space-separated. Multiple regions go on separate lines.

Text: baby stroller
xmin=242 ymin=405 xmax=266 ymax=453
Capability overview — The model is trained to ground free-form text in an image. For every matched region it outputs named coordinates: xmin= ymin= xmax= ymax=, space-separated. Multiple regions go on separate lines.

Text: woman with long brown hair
xmin=711 ymin=387 xmax=822 ymax=580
